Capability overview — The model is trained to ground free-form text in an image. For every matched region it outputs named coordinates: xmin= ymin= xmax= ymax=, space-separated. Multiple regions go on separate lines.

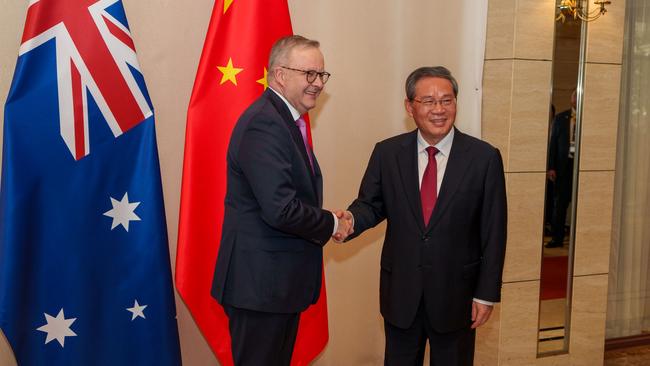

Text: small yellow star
xmin=217 ymin=58 xmax=243 ymax=86
xmin=224 ymin=0 xmax=234 ymax=14
xmin=256 ymin=67 xmax=268 ymax=90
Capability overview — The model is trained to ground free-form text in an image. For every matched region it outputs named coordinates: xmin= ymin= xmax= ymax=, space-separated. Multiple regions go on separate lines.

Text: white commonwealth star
xmin=126 ymin=300 xmax=148 ymax=321
xmin=103 ymin=192 xmax=141 ymax=231
xmin=36 ymin=309 xmax=77 ymax=347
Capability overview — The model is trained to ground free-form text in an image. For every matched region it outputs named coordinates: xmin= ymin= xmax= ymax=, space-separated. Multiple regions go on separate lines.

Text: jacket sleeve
xmin=237 ymin=116 xmax=334 ymax=246
xmin=474 ymin=148 xmax=508 ymax=302
xmin=346 ymin=143 xmax=387 ymax=239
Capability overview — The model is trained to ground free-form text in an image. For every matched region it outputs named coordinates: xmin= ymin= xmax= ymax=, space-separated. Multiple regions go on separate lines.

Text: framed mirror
xmin=537 ymin=0 xmax=588 ymax=356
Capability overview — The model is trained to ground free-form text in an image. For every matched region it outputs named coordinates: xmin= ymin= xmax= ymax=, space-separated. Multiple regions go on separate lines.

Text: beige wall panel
xmin=574 ymin=171 xmax=615 ymax=276
xmin=508 ymin=60 xmax=552 ymax=172
xmin=514 ymin=0 xmax=556 ymax=60
xmin=486 ymin=0 xmax=516 ymax=59
xmin=0 ymin=1 xmax=25 ymax=167
xmin=580 ymin=63 xmax=621 ymax=171
xmin=586 ymin=0 xmax=626 ymax=64
xmin=498 ymin=281 xmax=539 ymax=365
xmin=475 ymin=303 xmax=501 ymax=366
xmin=503 ymin=172 xmax=545 ymax=282
xmin=482 ymin=59 xmax=514 ymax=169
xmin=569 ymin=274 xmax=608 ymax=366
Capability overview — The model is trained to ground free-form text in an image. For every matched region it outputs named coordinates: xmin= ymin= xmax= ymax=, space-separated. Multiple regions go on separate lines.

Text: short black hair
xmin=405 ymin=66 xmax=458 ymax=100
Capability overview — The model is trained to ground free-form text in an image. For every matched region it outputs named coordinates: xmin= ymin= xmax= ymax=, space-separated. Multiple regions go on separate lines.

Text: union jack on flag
xmin=19 ymin=0 xmax=151 ymax=160
xmin=0 ymin=1 xmax=181 ymax=365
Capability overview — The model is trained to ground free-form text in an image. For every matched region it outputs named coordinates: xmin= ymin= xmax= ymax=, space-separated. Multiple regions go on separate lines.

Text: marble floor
xmin=604 ymin=345 xmax=650 ymax=365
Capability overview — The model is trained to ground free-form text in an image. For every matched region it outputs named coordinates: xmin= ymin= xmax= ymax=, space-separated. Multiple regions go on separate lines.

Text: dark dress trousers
xmin=211 ymin=89 xmax=334 ymax=365
xmin=348 ymin=128 xmax=507 ymax=336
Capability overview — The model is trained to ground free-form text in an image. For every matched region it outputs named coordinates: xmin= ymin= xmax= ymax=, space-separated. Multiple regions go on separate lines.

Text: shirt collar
xmin=269 ymin=87 xmax=301 ymax=121
xmin=417 ymin=128 xmax=454 ymax=157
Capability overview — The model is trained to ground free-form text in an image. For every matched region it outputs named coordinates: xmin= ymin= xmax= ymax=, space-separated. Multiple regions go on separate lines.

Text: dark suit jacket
xmin=547 ymin=109 xmax=572 ymax=181
xmin=348 ymin=128 xmax=507 ymax=333
xmin=211 ymin=89 xmax=334 ymax=314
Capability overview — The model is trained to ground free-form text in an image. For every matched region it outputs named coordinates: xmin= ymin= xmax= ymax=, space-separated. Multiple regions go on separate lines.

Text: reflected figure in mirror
xmin=546 ymin=90 xmax=577 ymax=248
xmin=544 ymin=104 xmax=556 ymax=236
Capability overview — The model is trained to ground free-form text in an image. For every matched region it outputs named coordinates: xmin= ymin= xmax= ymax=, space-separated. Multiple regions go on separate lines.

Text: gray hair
xmin=405 ymin=66 xmax=459 ymax=100
xmin=268 ymin=35 xmax=320 ymax=78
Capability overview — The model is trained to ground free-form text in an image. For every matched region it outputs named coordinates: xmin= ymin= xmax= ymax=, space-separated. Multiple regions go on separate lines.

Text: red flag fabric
xmin=175 ymin=0 xmax=329 ymax=365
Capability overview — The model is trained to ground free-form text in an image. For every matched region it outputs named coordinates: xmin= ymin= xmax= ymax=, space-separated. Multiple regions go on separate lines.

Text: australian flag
xmin=0 ymin=1 xmax=182 ymax=365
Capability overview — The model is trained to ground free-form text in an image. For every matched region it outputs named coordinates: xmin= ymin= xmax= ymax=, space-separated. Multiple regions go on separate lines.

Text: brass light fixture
xmin=556 ymin=0 xmax=611 ymax=22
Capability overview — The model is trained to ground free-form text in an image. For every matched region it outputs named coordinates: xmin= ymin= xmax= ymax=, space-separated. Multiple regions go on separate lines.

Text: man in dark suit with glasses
xmin=211 ymin=35 xmax=348 ymax=366
xmin=338 ymin=66 xmax=507 ymax=365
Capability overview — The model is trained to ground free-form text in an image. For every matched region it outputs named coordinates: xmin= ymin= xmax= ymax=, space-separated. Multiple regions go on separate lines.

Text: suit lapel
xmin=397 ymin=130 xmax=426 ymax=233
xmin=425 ymin=129 xmax=473 ymax=233
xmin=313 ymin=155 xmax=324 ymax=206
xmin=266 ymin=90 xmax=320 ymax=198
xmin=299 ymin=130 xmax=320 ymax=198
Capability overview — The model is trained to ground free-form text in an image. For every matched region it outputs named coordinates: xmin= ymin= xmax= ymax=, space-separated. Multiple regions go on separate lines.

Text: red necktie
xmin=421 ymin=146 xmax=438 ymax=226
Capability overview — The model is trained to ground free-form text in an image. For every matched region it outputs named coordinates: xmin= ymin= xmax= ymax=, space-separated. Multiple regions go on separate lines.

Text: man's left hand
xmin=471 ymin=301 xmax=493 ymax=329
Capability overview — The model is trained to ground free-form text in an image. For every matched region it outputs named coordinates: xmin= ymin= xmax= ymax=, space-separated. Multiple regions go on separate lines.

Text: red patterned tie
xmin=421 ymin=146 xmax=439 ymax=226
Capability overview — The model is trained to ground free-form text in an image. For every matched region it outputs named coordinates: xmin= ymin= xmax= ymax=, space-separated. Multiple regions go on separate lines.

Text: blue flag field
xmin=0 ymin=1 xmax=182 ymax=364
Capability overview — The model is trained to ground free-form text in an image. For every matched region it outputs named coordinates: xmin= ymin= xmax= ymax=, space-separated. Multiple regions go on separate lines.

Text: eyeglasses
xmin=280 ymin=66 xmax=331 ymax=84
xmin=411 ymin=97 xmax=456 ymax=108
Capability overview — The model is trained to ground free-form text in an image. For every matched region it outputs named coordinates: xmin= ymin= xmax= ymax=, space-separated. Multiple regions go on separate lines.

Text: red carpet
xmin=540 ymin=256 xmax=568 ymax=300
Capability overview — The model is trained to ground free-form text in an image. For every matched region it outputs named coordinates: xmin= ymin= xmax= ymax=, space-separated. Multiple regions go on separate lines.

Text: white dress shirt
xmin=416 ymin=128 xmax=453 ymax=192
xmin=417 ymin=128 xmax=493 ymax=306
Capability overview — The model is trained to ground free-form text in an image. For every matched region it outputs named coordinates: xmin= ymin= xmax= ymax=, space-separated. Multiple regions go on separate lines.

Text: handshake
xmin=332 ymin=210 xmax=354 ymax=243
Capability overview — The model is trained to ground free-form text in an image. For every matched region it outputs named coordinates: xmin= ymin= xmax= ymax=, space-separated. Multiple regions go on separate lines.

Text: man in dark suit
xmin=211 ymin=35 xmax=350 ymax=366
xmin=339 ymin=66 xmax=507 ymax=365
xmin=546 ymin=91 xmax=577 ymax=248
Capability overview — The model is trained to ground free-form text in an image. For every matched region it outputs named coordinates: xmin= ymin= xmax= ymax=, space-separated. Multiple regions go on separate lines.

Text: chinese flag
xmin=175 ymin=0 xmax=329 ymax=365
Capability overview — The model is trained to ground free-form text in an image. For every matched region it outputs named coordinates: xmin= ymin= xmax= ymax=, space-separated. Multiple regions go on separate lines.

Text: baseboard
xmin=605 ymin=333 xmax=650 ymax=351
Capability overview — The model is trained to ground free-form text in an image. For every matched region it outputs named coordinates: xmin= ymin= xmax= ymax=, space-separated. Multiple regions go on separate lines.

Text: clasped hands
xmin=332 ymin=210 xmax=354 ymax=243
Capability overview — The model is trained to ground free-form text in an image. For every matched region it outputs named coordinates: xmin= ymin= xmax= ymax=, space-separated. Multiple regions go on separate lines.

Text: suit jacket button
xmin=421 ymin=235 xmax=430 ymax=242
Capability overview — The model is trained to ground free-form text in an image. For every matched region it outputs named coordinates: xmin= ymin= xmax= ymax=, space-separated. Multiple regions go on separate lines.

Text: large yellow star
xmin=256 ymin=67 xmax=268 ymax=90
xmin=217 ymin=58 xmax=243 ymax=86
xmin=224 ymin=0 xmax=234 ymax=14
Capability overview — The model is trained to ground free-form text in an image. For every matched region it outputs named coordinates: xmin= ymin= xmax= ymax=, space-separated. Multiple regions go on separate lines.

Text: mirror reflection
xmin=538 ymin=1 xmax=583 ymax=355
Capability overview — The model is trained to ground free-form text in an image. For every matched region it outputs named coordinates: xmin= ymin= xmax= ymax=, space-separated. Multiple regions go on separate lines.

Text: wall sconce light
xmin=556 ymin=0 xmax=611 ymax=22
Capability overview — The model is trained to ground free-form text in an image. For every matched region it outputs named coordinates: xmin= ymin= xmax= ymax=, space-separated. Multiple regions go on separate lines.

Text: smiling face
xmin=276 ymin=46 xmax=325 ymax=115
xmin=405 ymin=76 xmax=457 ymax=146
